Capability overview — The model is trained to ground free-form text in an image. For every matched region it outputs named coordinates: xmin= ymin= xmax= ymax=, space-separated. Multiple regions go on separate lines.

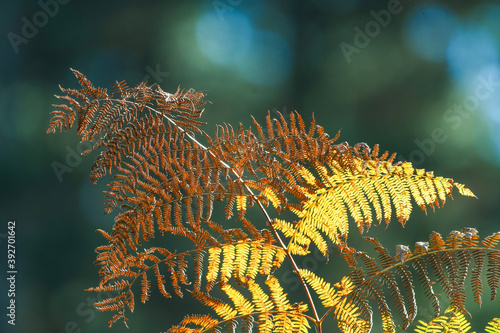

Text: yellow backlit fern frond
xmin=414 ymin=307 xmax=473 ymax=333
xmin=486 ymin=318 xmax=500 ymax=333
xmin=177 ymin=277 xmax=311 ymax=333
xmin=299 ymin=269 xmax=370 ymax=332
xmin=205 ymin=240 xmax=286 ymax=291
xmin=279 ymin=158 xmax=475 ymax=255
xmin=381 ymin=312 xmax=397 ymax=333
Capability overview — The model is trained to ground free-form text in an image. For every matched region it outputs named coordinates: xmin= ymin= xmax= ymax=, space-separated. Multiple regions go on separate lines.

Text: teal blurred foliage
xmin=1 ymin=0 xmax=500 ymax=332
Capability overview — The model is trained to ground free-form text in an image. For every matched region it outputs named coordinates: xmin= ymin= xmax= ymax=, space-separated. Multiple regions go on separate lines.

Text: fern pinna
xmin=48 ymin=70 xmax=500 ymax=332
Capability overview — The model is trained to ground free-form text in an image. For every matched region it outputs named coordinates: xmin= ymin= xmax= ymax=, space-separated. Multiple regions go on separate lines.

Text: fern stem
xmin=246 ymin=190 xmax=323 ymax=331
xmin=136 ymin=100 xmax=323 ymax=330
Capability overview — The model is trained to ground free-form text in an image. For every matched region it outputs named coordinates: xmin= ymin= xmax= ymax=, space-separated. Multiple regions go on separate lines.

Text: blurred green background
xmin=1 ymin=0 xmax=500 ymax=332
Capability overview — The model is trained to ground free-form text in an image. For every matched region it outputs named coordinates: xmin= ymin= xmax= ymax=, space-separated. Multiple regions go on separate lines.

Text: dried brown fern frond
xmin=86 ymin=233 xmax=287 ymax=327
xmin=47 ymin=71 xmax=348 ymax=326
xmin=338 ymin=228 xmax=500 ymax=332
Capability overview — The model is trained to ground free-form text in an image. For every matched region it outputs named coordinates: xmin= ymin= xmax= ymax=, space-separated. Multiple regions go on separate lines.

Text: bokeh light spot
xmin=235 ymin=30 xmax=292 ymax=86
xmin=196 ymin=10 xmax=253 ymax=66
xmin=446 ymin=26 xmax=498 ymax=86
xmin=480 ymin=65 xmax=500 ymax=123
xmin=480 ymin=64 xmax=500 ymax=163
xmin=404 ymin=4 xmax=458 ymax=62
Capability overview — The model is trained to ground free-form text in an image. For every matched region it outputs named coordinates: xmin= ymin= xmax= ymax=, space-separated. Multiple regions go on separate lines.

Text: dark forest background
xmin=1 ymin=0 xmax=500 ymax=332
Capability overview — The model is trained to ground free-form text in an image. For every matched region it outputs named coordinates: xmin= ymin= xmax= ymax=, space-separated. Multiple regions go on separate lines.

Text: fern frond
xmin=48 ymin=71 xmax=483 ymax=333
xmin=300 ymin=269 xmax=346 ymax=307
xmin=205 ymin=240 xmax=285 ymax=291
xmin=172 ymin=278 xmax=311 ymax=333
xmin=338 ymin=229 xmax=500 ymax=331
xmin=485 ymin=318 xmax=500 ymax=333
xmin=299 ymin=269 xmax=369 ymax=332
xmin=168 ymin=314 xmax=219 ymax=332
xmin=280 ymin=158 xmax=474 ymax=256
xmin=414 ymin=307 xmax=473 ymax=333
xmin=89 ymin=237 xmax=288 ymax=326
